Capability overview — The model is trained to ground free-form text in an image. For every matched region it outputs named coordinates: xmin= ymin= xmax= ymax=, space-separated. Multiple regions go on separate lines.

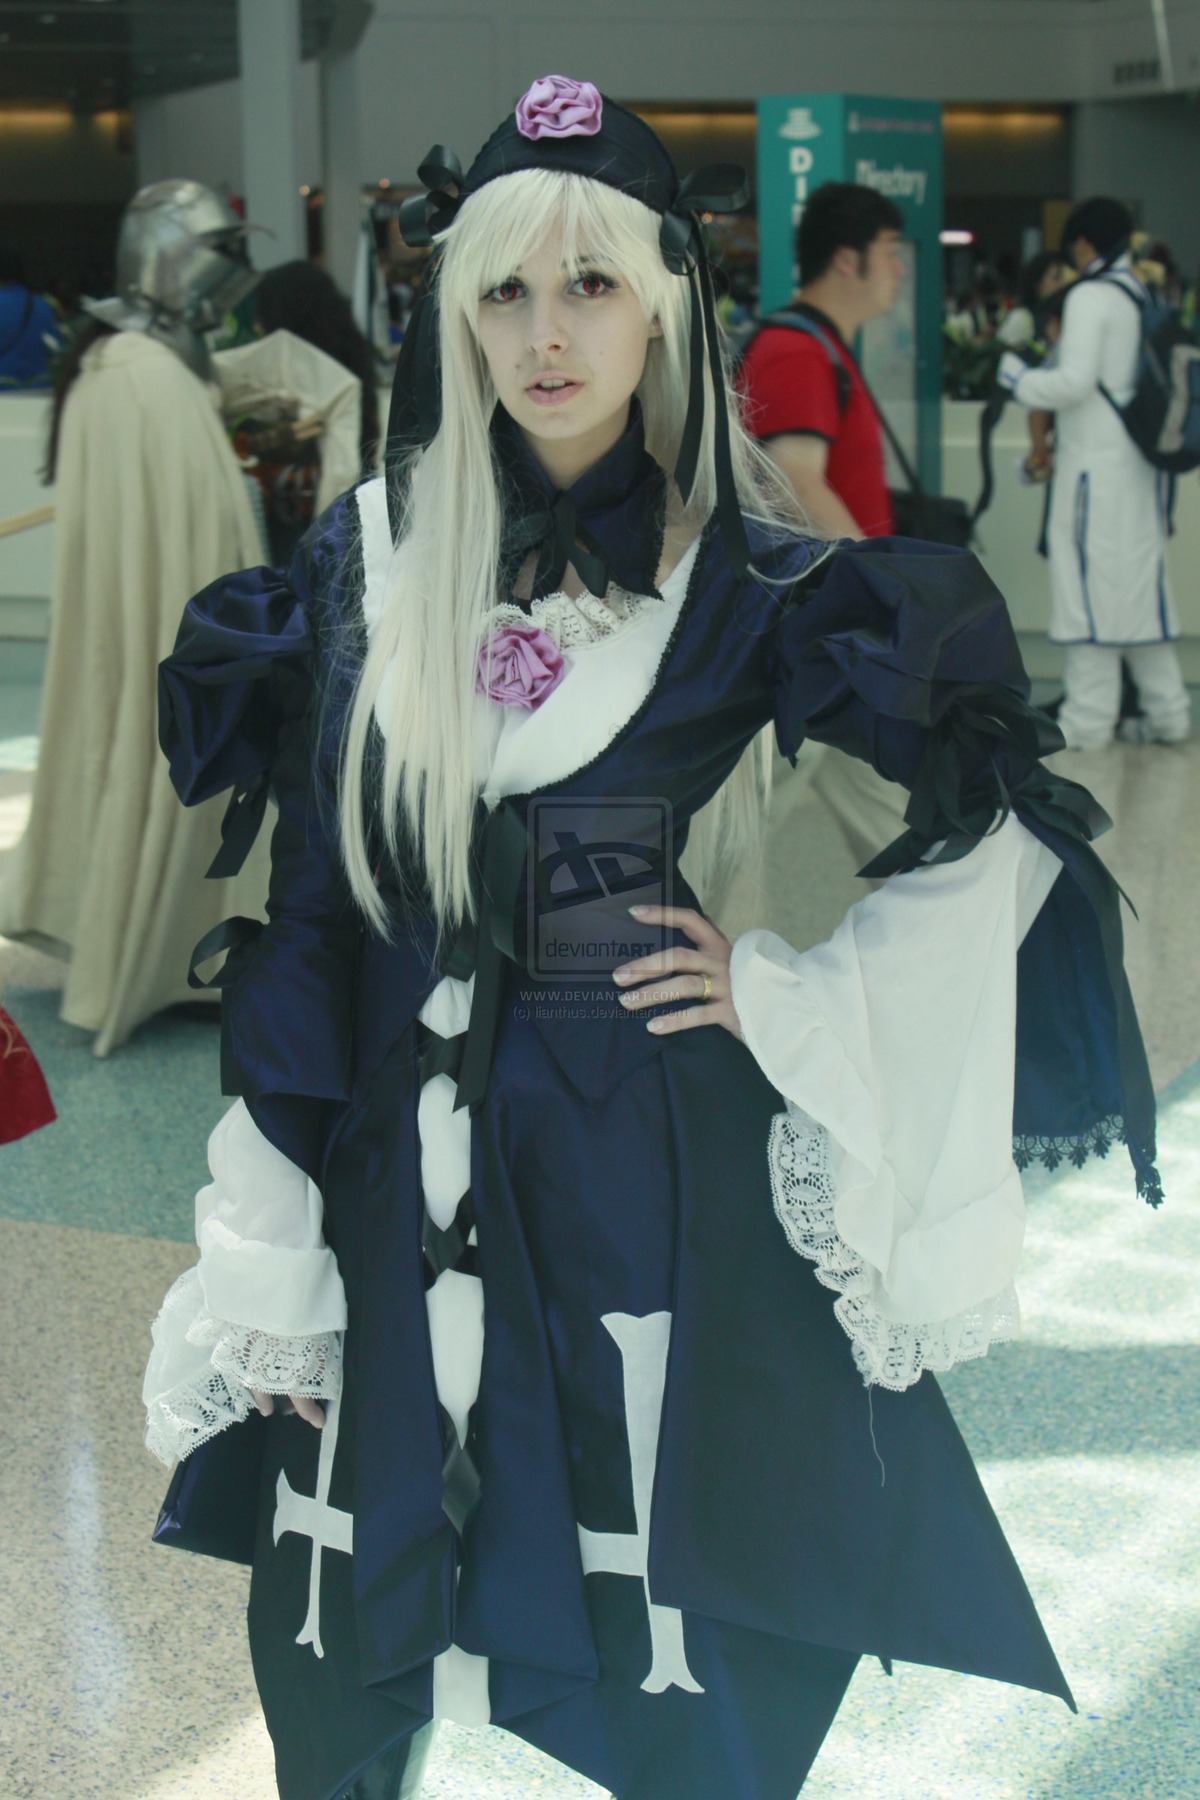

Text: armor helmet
xmin=84 ymin=180 xmax=258 ymax=379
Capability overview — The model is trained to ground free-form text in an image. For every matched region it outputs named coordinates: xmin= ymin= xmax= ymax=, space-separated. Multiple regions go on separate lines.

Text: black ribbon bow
xmin=857 ymin=685 xmax=1160 ymax=1206
xmin=396 ymin=146 xmax=465 ymax=246
xmin=492 ymin=401 xmax=667 ymax=603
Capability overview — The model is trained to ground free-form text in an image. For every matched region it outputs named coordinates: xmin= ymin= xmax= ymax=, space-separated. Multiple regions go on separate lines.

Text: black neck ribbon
xmin=492 ymin=400 xmax=668 ymax=605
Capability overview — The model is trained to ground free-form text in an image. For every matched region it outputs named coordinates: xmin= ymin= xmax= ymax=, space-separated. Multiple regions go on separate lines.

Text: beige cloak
xmin=0 ymin=331 xmax=272 ymax=1056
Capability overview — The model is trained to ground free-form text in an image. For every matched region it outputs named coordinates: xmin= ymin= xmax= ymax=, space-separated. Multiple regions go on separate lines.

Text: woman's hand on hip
xmin=612 ymin=905 xmax=743 ymax=1040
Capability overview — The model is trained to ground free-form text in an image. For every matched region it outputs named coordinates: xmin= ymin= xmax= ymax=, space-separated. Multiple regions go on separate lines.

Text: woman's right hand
xmin=251 ymin=1389 xmax=326 ymax=1428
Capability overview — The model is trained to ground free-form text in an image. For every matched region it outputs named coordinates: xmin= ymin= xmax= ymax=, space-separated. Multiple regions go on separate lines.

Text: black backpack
xmin=743 ymin=310 xmax=973 ymax=547
xmin=1100 ymin=277 xmax=1200 ymax=474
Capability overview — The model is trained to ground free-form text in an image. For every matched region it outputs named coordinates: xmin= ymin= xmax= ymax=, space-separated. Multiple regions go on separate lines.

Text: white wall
xmin=1073 ymin=94 xmax=1200 ymax=274
xmin=346 ymin=0 xmax=1200 ymax=160
xmin=125 ymin=0 xmax=1200 ymax=294
xmin=134 ymin=65 xmax=322 ymax=197
xmin=345 ymin=0 xmax=1159 ymax=181
xmin=132 ymin=0 xmax=1200 ymax=200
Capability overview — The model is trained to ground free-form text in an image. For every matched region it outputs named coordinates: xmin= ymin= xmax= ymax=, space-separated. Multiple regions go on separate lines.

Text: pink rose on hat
xmin=476 ymin=624 xmax=566 ymax=710
xmin=515 ymin=75 xmax=603 ymax=141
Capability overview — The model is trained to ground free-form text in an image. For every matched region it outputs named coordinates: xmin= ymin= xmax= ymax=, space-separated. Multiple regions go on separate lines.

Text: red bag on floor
xmin=0 ymin=1005 xmax=56 ymax=1143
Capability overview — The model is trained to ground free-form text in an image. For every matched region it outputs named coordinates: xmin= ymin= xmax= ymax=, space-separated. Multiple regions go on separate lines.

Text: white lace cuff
xmin=143 ymin=1265 xmax=343 ymax=1467
xmin=769 ymin=1102 xmax=1020 ymax=1391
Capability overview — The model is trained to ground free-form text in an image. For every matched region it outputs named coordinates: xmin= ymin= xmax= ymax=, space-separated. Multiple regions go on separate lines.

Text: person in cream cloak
xmin=0 ymin=182 xmax=272 ymax=1055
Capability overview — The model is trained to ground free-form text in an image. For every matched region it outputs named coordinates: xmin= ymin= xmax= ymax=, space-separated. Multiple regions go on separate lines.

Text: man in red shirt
xmin=741 ymin=184 xmax=909 ymax=870
xmin=740 ymin=182 xmax=904 ymax=538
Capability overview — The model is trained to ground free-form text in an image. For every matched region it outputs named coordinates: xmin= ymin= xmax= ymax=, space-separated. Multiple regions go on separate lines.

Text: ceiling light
xmin=0 ymin=108 xmax=73 ymax=128
xmin=940 ymin=229 xmax=975 ymax=247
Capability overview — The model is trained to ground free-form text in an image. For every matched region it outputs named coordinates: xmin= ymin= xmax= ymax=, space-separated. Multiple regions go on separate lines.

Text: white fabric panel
xmin=730 ymin=817 xmax=1062 ymax=1335
xmin=195 ymin=1099 xmax=347 ymax=1334
xmin=355 ymin=474 xmax=393 ymax=635
xmin=425 ymin=1270 xmax=485 ymax=1447
xmin=417 ymin=1074 xmax=471 ymax=1230
xmin=197 ymin=1095 xmax=324 ymax=1248
xmin=143 ymin=1097 xmax=348 ymax=1462
xmin=355 ymin=480 xmax=701 ymax=799
xmin=418 ymin=971 xmax=474 ymax=1038
xmin=483 ymin=536 xmax=699 ymax=805
xmin=197 ymin=1219 xmax=347 ymax=1336
xmin=433 ymin=1645 xmax=491 ymax=1725
xmin=417 ymin=975 xmax=474 ymax=1228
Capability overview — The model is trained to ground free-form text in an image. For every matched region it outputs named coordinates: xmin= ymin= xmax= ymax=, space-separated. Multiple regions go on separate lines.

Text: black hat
xmin=385 ymin=75 xmax=750 ymax=573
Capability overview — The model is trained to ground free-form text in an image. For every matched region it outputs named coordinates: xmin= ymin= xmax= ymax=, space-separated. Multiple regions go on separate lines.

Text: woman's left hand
xmin=612 ymin=905 xmax=743 ymax=1040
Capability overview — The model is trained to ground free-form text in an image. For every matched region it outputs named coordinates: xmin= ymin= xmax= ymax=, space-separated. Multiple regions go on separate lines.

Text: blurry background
xmin=4 ymin=0 xmax=1200 ymax=663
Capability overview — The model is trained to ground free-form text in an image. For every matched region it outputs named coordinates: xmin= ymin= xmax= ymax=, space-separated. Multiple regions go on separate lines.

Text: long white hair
xmin=340 ymin=167 xmax=813 ymax=939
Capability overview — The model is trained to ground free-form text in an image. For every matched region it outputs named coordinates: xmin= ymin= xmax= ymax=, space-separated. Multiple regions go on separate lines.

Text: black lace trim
xmin=1013 ymin=1115 xmax=1164 ymax=1208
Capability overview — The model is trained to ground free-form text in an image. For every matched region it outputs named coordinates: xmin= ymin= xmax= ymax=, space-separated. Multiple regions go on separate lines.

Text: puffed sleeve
xmin=740 ymin=538 xmax=1161 ymax=1389
xmin=145 ymin=497 xmax=362 ymax=1463
xmin=157 ymin=497 xmax=362 ymax=1180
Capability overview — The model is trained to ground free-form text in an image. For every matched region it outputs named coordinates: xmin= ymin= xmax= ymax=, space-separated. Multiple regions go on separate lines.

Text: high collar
xmin=492 ymin=400 xmax=668 ymax=605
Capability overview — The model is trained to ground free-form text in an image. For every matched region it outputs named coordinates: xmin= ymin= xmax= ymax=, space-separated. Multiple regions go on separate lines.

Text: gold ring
xmin=700 ymin=972 xmax=712 ymax=1002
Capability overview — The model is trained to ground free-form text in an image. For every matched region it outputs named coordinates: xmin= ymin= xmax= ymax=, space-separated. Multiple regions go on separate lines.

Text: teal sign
xmin=756 ymin=94 xmax=944 ymax=491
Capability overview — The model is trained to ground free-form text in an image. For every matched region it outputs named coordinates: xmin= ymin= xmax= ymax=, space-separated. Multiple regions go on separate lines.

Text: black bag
xmin=745 ymin=308 xmax=973 ymax=547
xmin=865 ymin=364 xmax=974 ymax=547
xmin=1099 ymin=278 xmax=1200 ymax=475
xmin=887 ymin=482 xmax=974 ymax=548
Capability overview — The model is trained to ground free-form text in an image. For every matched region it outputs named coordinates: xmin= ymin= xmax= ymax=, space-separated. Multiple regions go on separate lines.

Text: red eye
xmin=492 ymin=280 xmax=521 ymax=303
xmin=578 ymin=273 xmax=608 ymax=298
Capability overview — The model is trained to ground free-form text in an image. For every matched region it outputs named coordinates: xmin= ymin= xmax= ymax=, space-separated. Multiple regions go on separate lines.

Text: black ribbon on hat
xmin=659 ymin=164 xmax=751 ymax=578
xmin=395 ymin=146 xmax=465 ymax=246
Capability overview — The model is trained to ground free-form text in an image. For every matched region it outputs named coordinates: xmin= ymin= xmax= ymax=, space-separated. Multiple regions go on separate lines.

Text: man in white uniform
xmin=999 ymin=198 xmax=1189 ymax=749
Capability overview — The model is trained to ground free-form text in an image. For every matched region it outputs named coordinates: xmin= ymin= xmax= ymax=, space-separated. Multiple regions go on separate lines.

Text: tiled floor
xmin=2 ymin=662 xmax=1199 ymax=1799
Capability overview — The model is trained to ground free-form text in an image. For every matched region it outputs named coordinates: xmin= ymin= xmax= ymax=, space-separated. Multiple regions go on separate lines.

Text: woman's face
xmin=475 ymin=234 xmax=660 ymax=489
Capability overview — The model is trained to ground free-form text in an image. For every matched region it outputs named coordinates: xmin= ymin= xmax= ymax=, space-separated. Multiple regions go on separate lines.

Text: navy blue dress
xmin=154 ymin=491 xmax=1156 ymax=1800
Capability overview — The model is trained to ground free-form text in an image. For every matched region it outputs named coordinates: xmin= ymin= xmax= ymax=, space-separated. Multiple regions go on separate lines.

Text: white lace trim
xmin=144 ymin=1266 xmax=343 ymax=1467
xmin=767 ymin=1104 xmax=1020 ymax=1392
xmin=486 ymin=584 xmax=660 ymax=651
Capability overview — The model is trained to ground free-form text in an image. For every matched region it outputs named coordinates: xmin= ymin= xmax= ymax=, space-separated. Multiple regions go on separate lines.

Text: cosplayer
xmin=143 ymin=81 xmax=1159 ymax=1800
xmin=0 ymin=182 xmax=271 ymax=1056
xmin=998 ymin=198 xmax=1189 ymax=748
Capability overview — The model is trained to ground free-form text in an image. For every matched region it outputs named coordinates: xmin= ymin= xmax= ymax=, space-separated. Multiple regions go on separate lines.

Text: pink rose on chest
xmin=476 ymin=624 xmax=566 ymax=711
